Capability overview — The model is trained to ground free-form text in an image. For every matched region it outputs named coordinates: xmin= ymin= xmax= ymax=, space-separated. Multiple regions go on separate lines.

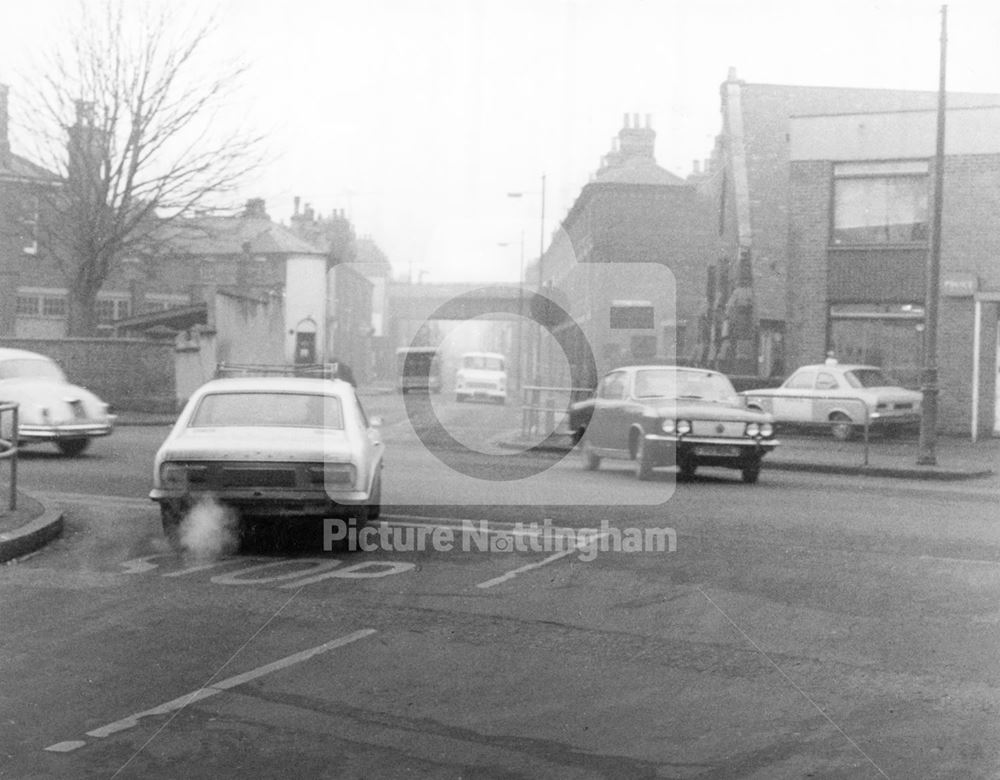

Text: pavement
xmin=495 ymin=429 xmax=1000 ymax=482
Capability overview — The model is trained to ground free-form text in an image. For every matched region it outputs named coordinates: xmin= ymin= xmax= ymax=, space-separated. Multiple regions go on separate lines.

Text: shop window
xmin=832 ymin=161 xmax=929 ymax=246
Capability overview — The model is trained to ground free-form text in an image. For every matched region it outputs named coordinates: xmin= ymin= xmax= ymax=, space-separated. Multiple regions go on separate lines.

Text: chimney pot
xmin=622 ymin=112 xmax=629 ymax=129
xmin=632 ymin=112 xmax=640 ymax=128
xmin=293 ymin=196 xmax=300 ymax=216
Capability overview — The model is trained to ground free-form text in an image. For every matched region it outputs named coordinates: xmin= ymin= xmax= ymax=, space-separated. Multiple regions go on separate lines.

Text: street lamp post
xmin=497 ymin=233 xmax=526 ymax=394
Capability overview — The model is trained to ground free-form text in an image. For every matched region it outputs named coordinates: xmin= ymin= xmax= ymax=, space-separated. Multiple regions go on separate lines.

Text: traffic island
xmin=0 ymin=492 xmax=63 ymax=563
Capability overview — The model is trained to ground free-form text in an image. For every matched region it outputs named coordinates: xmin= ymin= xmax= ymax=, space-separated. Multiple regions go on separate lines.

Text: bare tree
xmin=21 ymin=1 xmax=264 ymax=335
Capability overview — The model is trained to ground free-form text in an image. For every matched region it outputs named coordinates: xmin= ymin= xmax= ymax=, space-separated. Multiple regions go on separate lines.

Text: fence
xmin=521 ymin=385 xmax=592 ymax=439
xmin=0 ymin=402 xmax=18 ymax=511
xmin=743 ymin=393 xmax=873 ymax=466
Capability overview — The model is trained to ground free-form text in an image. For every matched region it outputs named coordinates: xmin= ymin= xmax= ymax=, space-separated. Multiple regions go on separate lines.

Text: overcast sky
xmin=2 ymin=0 xmax=998 ymax=283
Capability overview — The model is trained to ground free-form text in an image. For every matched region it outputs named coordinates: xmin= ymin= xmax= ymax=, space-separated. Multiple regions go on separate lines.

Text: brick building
xmin=539 ymin=114 xmax=718 ymax=388
xmin=696 ymin=70 xmax=1000 ymax=382
xmin=787 ymin=104 xmax=1000 ymax=437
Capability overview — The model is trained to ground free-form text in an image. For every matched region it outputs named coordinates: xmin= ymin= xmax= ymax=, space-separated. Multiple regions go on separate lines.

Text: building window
xmin=610 ymin=301 xmax=654 ymax=329
xmin=832 ymin=161 xmax=929 ymax=246
xmin=15 ymin=295 xmax=40 ymax=316
xmin=41 ymin=296 xmax=67 ymax=317
xmin=829 ymin=303 xmax=923 ymax=388
xmin=96 ymin=298 xmax=130 ymax=325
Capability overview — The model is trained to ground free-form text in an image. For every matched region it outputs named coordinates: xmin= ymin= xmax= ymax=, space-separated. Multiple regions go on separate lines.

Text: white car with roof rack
xmin=149 ymin=364 xmax=384 ymax=549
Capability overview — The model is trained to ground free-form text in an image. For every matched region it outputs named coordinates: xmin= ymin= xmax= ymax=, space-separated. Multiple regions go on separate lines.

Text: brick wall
xmin=786 ymin=160 xmax=830 ymax=367
xmin=0 ymin=337 xmax=175 ymax=412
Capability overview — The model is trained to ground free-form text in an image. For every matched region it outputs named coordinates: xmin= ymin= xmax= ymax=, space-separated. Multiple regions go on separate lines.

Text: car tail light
xmin=160 ymin=463 xmax=206 ymax=489
xmin=308 ymin=463 xmax=356 ymax=485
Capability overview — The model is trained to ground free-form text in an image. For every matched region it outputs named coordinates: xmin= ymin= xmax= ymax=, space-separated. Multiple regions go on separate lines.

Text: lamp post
xmin=507 ymin=174 xmax=547 ymax=385
xmin=497 ymin=234 xmax=526 ymax=393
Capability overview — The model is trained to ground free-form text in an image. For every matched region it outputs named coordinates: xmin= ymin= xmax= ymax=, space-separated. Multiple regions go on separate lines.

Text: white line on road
xmin=44 ymin=629 xmax=376 ymax=752
xmin=30 ymin=490 xmax=151 ymax=509
xmin=476 ymin=532 xmax=607 ymax=589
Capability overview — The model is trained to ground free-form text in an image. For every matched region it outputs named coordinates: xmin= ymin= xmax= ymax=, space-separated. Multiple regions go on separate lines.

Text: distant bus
xmin=395 ymin=347 xmax=442 ymax=394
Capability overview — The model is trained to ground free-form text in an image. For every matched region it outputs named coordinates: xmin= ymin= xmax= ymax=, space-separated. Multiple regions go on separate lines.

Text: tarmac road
xmin=4 ymin=399 xmax=1000 ymax=778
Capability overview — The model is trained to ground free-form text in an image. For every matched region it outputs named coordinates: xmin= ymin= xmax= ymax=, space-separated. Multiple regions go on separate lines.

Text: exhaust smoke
xmin=179 ymin=496 xmax=239 ymax=559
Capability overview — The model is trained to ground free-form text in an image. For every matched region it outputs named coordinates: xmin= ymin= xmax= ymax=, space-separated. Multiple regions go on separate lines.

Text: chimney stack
xmin=293 ymin=196 xmax=300 ymax=216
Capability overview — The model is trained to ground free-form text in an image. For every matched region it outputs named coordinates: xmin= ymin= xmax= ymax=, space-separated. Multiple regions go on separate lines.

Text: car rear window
xmin=0 ymin=358 xmax=66 ymax=382
xmin=845 ymin=369 xmax=893 ymax=388
xmin=189 ymin=392 xmax=344 ymax=428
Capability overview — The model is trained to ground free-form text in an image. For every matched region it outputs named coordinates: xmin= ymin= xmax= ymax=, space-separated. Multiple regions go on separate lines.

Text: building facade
xmin=787 ymin=105 xmax=1000 ymax=437
xmin=696 ymin=70 xmax=1000 ymax=381
xmin=539 ymin=114 xmax=718 ymax=389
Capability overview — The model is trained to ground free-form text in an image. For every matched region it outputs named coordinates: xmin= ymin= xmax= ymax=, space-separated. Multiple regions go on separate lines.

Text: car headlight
xmin=745 ymin=422 xmax=760 ymax=436
xmin=760 ymin=422 xmax=773 ymax=437
xmin=676 ymin=420 xmax=692 ymax=435
xmin=661 ymin=419 xmax=676 ymax=434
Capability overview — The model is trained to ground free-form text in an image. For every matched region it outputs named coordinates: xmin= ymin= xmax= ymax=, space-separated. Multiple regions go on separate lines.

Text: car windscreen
xmin=0 ymin=358 xmax=67 ymax=382
xmin=634 ymin=369 xmax=739 ymax=404
xmin=844 ymin=369 xmax=894 ymax=388
xmin=462 ymin=355 xmax=504 ymax=371
xmin=189 ymin=392 xmax=345 ymax=428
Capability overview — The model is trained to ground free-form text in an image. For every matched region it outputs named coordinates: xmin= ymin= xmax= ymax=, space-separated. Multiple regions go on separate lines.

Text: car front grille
xmin=690 ymin=421 xmax=745 ymax=437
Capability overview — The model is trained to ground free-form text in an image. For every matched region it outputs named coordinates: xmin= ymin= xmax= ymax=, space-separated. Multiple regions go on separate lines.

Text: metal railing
xmin=521 ymin=385 xmax=592 ymax=438
xmin=742 ymin=393 xmax=873 ymax=466
xmin=0 ymin=401 xmax=18 ymax=511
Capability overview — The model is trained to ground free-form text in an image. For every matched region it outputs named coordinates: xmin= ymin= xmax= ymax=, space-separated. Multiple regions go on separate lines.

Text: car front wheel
xmin=57 ymin=438 xmax=90 ymax=456
xmin=634 ymin=436 xmax=653 ymax=481
xmin=741 ymin=457 xmax=761 ymax=484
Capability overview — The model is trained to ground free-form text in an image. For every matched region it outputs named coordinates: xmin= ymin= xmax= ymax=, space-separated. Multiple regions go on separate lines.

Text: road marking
xmin=44 ymin=629 xmax=376 ymax=752
xmin=919 ymin=554 xmax=1000 ymax=566
xmin=31 ymin=490 xmax=151 ymax=509
xmin=476 ymin=532 xmax=607 ymax=589
xmin=210 ymin=559 xmax=340 ymax=585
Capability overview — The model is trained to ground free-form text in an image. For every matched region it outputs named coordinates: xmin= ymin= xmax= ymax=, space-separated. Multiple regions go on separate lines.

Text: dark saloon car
xmin=568 ymin=365 xmax=778 ymax=483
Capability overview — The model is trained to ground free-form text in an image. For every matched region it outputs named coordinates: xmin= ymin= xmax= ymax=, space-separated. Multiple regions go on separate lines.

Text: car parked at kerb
xmin=568 ymin=365 xmax=778 ymax=483
xmin=149 ymin=375 xmax=384 ymax=547
xmin=0 ymin=347 xmax=114 ymax=456
xmin=741 ymin=360 xmax=922 ymax=441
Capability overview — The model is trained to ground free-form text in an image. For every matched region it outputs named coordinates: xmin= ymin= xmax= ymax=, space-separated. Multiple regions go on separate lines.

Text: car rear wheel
xmin=581 ymin=438 xmax=601 ymax=471
xmin=367 ymin=471 xmax=382 ymax=520
xmin=57 ymin=438 xmax=90 ymax=457
xmin=160 ymin=502 xmax=185 ymax=551
xmin=830 ymin=412 xmax=854 ymax=441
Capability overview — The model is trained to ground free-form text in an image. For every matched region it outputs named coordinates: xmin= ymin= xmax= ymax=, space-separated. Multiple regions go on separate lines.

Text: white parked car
xmin=0 ymin=347 xmax=114 ymax=456
xmin=455 ymin=351 xmax=507 ymax=404
xmin=742 ymin=361 xmax=922 ymax=440
xmin=149 ymin=375 xmax=384 ymax=547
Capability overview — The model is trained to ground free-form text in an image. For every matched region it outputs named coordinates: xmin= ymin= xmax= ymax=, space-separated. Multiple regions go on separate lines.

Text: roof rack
xmin=215 ymin=362 xmax=340 ymax=379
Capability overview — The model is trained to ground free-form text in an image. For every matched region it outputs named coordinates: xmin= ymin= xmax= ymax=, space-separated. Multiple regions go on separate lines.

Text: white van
xmin=455 ymin=352 xmax=507 ymax=404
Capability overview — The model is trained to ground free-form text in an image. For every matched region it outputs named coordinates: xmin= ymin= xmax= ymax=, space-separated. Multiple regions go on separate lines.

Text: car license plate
xmin=694 ymin=445 xmax=741 ymax=457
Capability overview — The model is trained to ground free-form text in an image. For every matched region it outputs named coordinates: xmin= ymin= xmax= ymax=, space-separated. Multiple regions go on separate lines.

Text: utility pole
xmin=918 ymin=4 xmax=947 ymax=466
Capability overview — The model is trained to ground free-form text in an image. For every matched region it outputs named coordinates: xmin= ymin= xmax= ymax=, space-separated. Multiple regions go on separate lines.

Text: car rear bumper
xmin=149 ymin=488 xmax=370 ymax=518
